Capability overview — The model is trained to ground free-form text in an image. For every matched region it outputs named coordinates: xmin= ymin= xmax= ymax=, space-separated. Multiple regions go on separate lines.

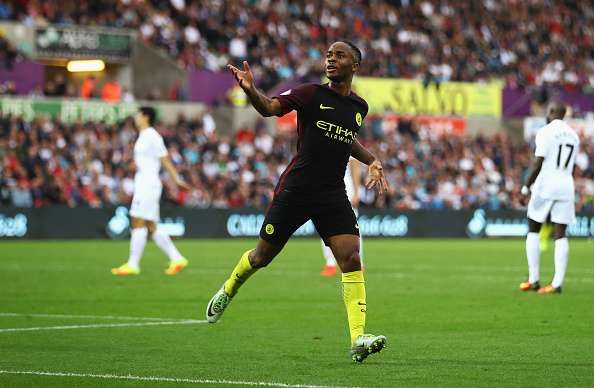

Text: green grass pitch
xmin=1 ymin=239 xmax=593 ymax=387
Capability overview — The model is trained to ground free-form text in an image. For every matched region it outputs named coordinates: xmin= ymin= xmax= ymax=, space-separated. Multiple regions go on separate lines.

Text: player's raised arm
xmin=351 ymin=140 xmax=389 ymax=194
xmin=227 ymin=61 xmax=282 ymax=117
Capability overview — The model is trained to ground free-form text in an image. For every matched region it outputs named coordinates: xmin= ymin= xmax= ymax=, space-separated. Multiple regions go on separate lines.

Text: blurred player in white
xmin=520 ymin=102 xmax=580 ymax=294
xmin=112 ymin=107 xmax=190 ymax=276
xmin=320 ymin=158 xmax=363 ymax=276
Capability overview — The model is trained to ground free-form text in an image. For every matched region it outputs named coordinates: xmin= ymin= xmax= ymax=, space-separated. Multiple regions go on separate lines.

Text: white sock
xmin=321 ymin=240 xmax=337 ymax=267
xmin=127 ymin=227 xmax=148 ymax=270
xmin=153 ymin=228 xmax=184 ymax=262
xmin=552 ymin=238 xmax=569 ymax=288
xmin=526 ymin=232 xmax=540 ymax=284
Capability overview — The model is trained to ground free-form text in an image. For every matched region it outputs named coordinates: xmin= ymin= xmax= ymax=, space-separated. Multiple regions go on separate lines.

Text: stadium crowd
xmin=3 ymin=0 xmax=593 ymax=92
xmin=1 ymin=114 xmax=593 ymax=211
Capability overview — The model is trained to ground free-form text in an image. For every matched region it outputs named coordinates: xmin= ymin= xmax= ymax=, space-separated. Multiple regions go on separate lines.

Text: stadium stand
xmin=1 ymin=114 xmax=592 ymax=211
xmin=3 ymin=0 xmax=593 ymax=92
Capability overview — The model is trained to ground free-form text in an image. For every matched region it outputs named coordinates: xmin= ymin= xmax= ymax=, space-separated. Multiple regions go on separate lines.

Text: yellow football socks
xmin=224 ymin=250 xmax=258 ymax=297
xmin=342 ymin=271 xmax=366 ymax=344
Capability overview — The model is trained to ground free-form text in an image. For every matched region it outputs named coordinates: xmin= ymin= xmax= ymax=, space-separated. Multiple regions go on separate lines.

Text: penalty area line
xmin=0 ymin=370 xmax=351 ymax=388
xmin=0 ymin=320 xmax=206 ymax=333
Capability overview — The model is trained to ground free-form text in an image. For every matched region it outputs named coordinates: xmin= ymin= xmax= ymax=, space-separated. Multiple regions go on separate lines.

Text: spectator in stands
xmin=53 ymin=74 xmax=67 ymax=96
xmin=0 ymin=80 xmax=17 ymax=95
xmin=168 ymin=79 xmax=186 ymax=101
xmin=6 ymin=1 xmax=594 ymax=92
xmin=0 ymin=35 xmax=18 ymax=70
xmin=122 ymin=87 xmax=135 ymax=103
xmin=80 ymin=75 xmax=97 ymax=99
xmin=1 ymin=113 xmax=592 ymax=212
xmin=101 ymin=78 xmax=121 ymax=102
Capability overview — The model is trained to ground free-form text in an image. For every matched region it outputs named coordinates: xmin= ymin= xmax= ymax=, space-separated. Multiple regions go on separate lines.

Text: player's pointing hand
xmin=365 ymin=160 xmax=389 ymax=194
xmin=227 ymin=61 xmax=254 ymax=91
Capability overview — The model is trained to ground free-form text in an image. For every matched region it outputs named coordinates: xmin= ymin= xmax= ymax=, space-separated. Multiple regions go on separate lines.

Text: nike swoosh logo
xmin=207 ymin=301 xmax=216 ymax=317
xmin=319 ymin=104 xmax=335 ymax=110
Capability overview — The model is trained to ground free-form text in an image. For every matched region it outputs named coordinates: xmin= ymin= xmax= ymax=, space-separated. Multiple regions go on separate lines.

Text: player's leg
xmin=320 ymin=207 xmax=362 ymax=277
xmin=320 ymin=239 xmax=338 ymax=276
xmin=150 ymin=223 xmax=188 ymax=275
xmin=522 ymin=195 xmax=552 ymax=290
xmin=521 ymin=218 xmax=542 ymax=290
xmin=314 ymin=197 xmax=385 ymax=362
xmin=224 ymin=238 xmax=284 ymax=297
xmin=206 ymin=189 xmax=309 ymax=322
xmin=206 ymin=239 xmax=291 ymax=323
xmin=326 ymin=234 xmax=386 ymax=362
xmin=327 ymin=234 xmax=364 ymax=342
xmin=112 ymin=217 xmax=148 ymax=275
xmin=539 ymin=223 xmax=568 ymax=294
xmin=539 ymin=200 xmax=573 ymax=294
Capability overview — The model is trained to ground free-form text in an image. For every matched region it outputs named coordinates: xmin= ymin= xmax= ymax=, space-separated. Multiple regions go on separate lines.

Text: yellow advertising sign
xmin=351 ymin=77 xmax=503 ymax=117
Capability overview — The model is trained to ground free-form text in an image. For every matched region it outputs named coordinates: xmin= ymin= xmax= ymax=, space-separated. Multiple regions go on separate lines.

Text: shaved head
xmin=546 ymin=101 xmax=567 ymax=123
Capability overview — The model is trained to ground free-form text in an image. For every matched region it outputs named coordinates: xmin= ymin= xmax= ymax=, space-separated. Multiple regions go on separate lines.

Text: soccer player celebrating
xmin=206 ymin=41 xmax=389 ymax=362
xmin=112 ymin=107 xmax=190 ymax=276
xmin=320 ymin=157 xmax=363 ymax=276
xmin=520 ymin=102 xmax=580 ymax=294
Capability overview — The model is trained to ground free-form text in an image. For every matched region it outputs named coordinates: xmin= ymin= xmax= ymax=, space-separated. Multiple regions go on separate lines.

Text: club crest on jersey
xmin=265 ymin=223 xmax=275 ymax=234
xmin=355 ymin=112 xmax=362 ymax=126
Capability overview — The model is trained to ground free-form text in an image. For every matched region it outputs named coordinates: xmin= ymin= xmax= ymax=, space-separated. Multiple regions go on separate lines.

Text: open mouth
xmin=326 ymin=65 xmax=337 ymax=73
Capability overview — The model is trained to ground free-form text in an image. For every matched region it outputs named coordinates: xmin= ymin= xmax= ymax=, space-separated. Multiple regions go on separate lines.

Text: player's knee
xmin=348 ymin=250 xmax=361 ymax=265
xmin=249 ymin=249 xmax=273 ymax=268
xmin=340 ymin=250 xmax=361 ymax=272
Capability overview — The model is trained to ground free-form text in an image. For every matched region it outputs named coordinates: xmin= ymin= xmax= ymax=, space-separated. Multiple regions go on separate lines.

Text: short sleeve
xmin=534 ymin=130 xmax=548 ymax=158
xmin=273 ymin=84 xmax=317 ymax=117
xmin=153 ymin=133 xmax=168 ymax=158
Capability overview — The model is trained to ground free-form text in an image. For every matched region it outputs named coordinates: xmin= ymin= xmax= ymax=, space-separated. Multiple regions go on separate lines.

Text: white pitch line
xmin=0 ymin=312 xmax=192 ymax=321
xmin=0 ymin=370 xmax=349 ymax=388
xmin=0 ymin=320 xmax=206 ymax=333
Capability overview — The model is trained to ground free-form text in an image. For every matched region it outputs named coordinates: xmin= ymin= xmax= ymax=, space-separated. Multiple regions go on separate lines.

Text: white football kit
xmin=129 ymin=127 xmax=168 ymax=222
xmin=527 ymin=119 xmax=580 ymax=225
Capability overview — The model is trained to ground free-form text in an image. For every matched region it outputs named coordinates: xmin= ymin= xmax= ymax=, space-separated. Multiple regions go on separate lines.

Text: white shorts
xmin=129 ymin=186 xmax=162 ymax=222
xmin=527 ymin=194 xmax=575 ymax=225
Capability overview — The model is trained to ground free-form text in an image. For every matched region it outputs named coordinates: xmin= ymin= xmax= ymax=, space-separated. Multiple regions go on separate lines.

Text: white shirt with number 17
xmin=532 ymin=119 xmax=580 ymax=201
xmin=133 ymin=127 xmax=168 ymax=190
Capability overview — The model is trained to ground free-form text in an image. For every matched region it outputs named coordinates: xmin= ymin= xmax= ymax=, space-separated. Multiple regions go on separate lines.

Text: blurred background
xmin=0 ymin=0 xmax=592 ymax=239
